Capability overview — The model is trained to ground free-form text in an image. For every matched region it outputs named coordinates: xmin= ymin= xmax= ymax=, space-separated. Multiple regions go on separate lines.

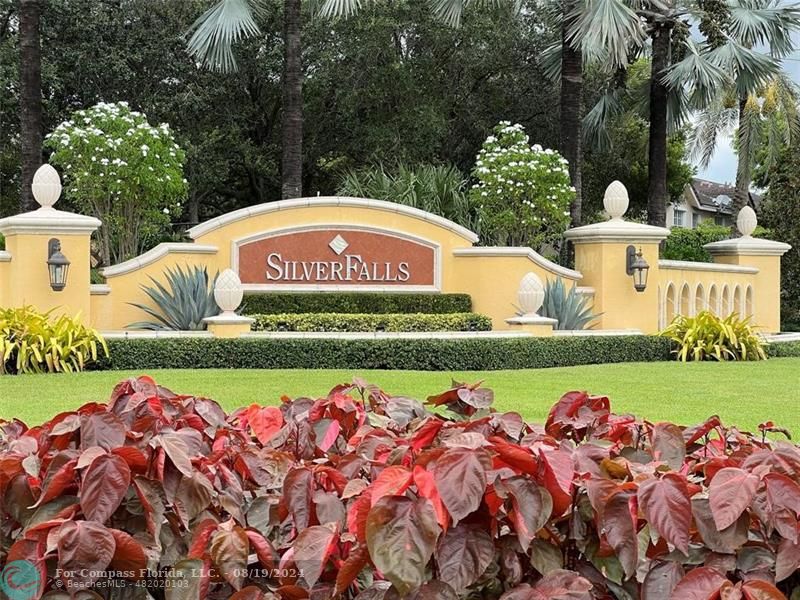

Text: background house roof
xmin=687 ymin=179 xmax=761 ymax=214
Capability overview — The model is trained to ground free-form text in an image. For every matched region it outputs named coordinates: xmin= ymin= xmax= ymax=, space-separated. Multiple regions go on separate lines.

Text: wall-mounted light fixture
xmin=47 ymin=238 xmax=70 ymax=291
xmin=626 ymin=245 xmax=649 ymax=293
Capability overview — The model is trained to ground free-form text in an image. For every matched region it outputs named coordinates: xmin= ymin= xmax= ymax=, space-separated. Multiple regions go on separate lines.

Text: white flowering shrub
xmin=45 ymin=102 xmax=187 ymax=265
xmin=470 ymin=121 xmax=573 ymax=249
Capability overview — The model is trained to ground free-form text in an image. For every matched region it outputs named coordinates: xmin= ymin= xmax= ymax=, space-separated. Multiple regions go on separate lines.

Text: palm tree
xmin=691 ymin=81 xmax=798 ymax=234
xmin=18 ymin=0 xmax=43 ymax=213
xmin=572 ymin=0 xmax=800 ymax=226
xmin=187 ymin=0 xmax=304 ymax=199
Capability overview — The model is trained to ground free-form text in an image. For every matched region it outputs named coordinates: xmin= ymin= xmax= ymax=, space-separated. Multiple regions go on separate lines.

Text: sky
xmin=697 ymin=53 xmax=800 ymax=183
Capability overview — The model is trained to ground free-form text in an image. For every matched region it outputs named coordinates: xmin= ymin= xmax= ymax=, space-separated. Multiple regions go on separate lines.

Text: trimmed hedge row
xmin=241 ymin=292 xmax=472 ymax=315
xmin=97 ymin=335 xmax=673 ymax=371
xmin=250 ymin=312 xmax=492 ymax=332
xmin=767 ymin=340 xmax=800 ymax=357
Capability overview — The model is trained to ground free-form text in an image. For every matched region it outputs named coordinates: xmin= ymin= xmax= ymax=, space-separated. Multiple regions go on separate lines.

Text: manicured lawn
xmin=1 ymin=359 xmax=798 ymax=433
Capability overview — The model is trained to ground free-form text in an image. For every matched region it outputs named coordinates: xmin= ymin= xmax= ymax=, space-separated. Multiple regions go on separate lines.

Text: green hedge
xmin=767 ymin=340 xmax=800 ymax=357
xmin=98 ymin=335 xmax=672 ymax=371
xmin=250 ymin=312 xmax=491 ymax=332
xmin=241 ymin=292 xmax=472 ymax=315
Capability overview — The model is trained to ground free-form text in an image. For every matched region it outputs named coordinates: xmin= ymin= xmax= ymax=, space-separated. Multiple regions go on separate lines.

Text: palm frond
xmin=708 ymin=41 xmax=781 ymax=96
xmin=567 ymin=0 xmax=646 ymax=67
xmin=430 ymin=0 xmax=518 ymax=27
xmin=688 ymin=92 xmax=740 ymax=168
xmin=661 ymin=39 xmax=730 ymax=107
xmin=317 ymin=0 xmax=363 ymax=17
xmin=726 ymin=0 xmax=800 ymax=57
xmin=583 ymin=88 xmax=625 ymax=150
xmin=540 ymin=42 xmax=562 ymax=82
xmin=186 ymin=0 xmax=262 ymax=73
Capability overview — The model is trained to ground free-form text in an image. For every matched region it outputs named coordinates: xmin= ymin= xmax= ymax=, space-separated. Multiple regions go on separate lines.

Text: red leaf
xmin=433 ymin=448 xmax=489 ymax=523
xmin=370 ymin=465 xmax=413 ymax=505
xmin=293 ymin=524 xmax=338 ymax=588
xmin=538 ymin=447 xmax=574 ymax=517
xmin=490 ymin=437 xmax=539 ymax=475
xmin=669 ymin=567 xmax=727 ymax=600
xmin=284 ymin=467 xmax=314 ymax=530
xmin=81 ymin=453 xmax=131 ymax=523
xmin=411 ymin=418 xmax=444 ymax=452
xmin=435 ymin=523 xmax=495 ymax=593
xmin=504 ymin=477 xmax=552 ymax=553
xmin=741 ymin=580 xmax=786 ymax=600
xmin=111 ymin=446 xmax=149 ymax=473
xmin=776 ymin=537 xmax=800 ymax=582
xmin=652 ymin=423 xmax=686 ymax=470
xmin=315 ymin=419 xmax=341 ymax=452
xmin=246 ymin=528 xmax=277 ymax=568
xmin=366 ymin=496 xmax=441 ymax=596
xmin=33 ymin=457 xmax=77 ymax=508
xmin=335 ymin=545 xmax=370 ymax=595
xmin=230 ymin=587 xmax=266 ymax=600
xmin=501 ymin=569 xmax=593 ymax=600
xmin=638 ymin=473 xmax=692 ymax=555
xmin=247 ymin=405 xmax=284 ymax=445
xmin=413 ymin=466 xmax=448 ymax=530
xmin=57 ymin=520 xmax=116 ymax=589
xmin=347 ymin=490 xmax=373 ymax=543
xmin=642 ymin=561 xmax=684 ymax=600
xmin=709 ymin=467 xmax=760 ymax=530
xmin=188 ymin=519 xmax=219 ymax=559
xmin=109 ymin=528 xmax=147 ymax=576
xmin=600 ymin=489 xmax=637 ymax=579
xmin=210 ymin=525 xmax=249 ymax=591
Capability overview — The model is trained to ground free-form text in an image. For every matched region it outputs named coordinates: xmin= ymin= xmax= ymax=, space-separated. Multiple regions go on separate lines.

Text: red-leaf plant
xmin=0 ymin=376 xmax=798 ymax=599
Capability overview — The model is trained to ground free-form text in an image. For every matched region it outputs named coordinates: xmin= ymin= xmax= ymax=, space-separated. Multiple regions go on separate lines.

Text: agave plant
xmin=129 ymin=265 xmax=218 ymax=330
xmin=536 ymin=277 xmax=600 ymax=330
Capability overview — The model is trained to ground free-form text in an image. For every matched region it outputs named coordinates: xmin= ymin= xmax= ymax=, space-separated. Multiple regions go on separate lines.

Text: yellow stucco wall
xmin=573 ymin=242 xmax=661 ymax=333
xmin=0 ymin=198 xmax=787 ymax=335
xmin=1 ymin=233 xmax=92 ymax=319
xmin=95 ymin=202 xmax=580 ymax=331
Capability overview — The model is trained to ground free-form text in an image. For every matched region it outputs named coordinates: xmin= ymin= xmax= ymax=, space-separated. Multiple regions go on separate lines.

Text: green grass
xmin=1 ymin=359 xmax=799 ymax=434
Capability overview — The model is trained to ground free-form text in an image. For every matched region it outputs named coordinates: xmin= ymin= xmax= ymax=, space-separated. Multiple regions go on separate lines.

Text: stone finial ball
xmin=517 ymin=272 xmax=545 ymax=316
xmin=32 ymin=164 xmax=62 ymax=209
xmin=214 ymin=268 xmax=244 ymax=314
xmin=603 ymin=180 xmax=629 ymax=220
xmin=737 ymin=206 xmax=758 ymax=237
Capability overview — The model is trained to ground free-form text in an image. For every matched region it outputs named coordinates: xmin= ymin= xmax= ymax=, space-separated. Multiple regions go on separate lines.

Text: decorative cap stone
xmin=517 ymin=272 xmax=545 ymax=316
xmin=32 ymin=164 xmax=62 ymax=209
xmin=604 ymin=181 xmax=629 ymax=220
xmin=214 ymin=268 xmax=244 ymax=315
xmin=737 ymin=206 xmax=757 ymax=237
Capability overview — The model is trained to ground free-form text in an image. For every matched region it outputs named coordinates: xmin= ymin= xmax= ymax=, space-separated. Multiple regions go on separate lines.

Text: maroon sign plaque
xmin=237 ymin=229 xmax=437 ymax=287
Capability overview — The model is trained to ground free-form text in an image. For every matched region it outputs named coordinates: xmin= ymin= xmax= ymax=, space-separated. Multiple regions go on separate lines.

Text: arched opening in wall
xmin=722 ymin=285 xmax=731 ymax=315
xmin=745 ymin=285 xmax=754 ymax=318
xmin=664 ymin=283 xmax=676 ymax=326
xmin=680 ymin=283 xmax=691 ymax=316
xmin=733 ymin=285 xmax=743 ymax=315
xmin=694 ymin=283 xmax=705 ymax=315
xmin=708 ymin=284 xmax=718 ymax=315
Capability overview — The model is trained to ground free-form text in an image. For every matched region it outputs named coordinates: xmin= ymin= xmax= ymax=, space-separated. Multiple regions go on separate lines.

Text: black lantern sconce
xmin=47 ymin=238 xmax=70 ymax=292
xmin=626 ymin=245 xmax=649 ymax=293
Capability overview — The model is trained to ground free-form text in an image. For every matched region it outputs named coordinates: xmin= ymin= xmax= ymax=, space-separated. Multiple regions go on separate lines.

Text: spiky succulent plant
xmin=539 ymin=277 xmax=600 ymax=330
xmin=129 ymin=264 xmax=218 ymax=330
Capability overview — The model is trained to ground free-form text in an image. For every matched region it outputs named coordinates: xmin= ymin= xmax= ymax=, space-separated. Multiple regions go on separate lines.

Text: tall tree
xmin=18 ymin=0 xmax=42 ymax=213
xmin=560 ymin=4 xmax=583 ymax=227
xmin=188 ymin=0 xmax=306 ymax=199
xmin=573 ymin=0 xmax=800 ymax=227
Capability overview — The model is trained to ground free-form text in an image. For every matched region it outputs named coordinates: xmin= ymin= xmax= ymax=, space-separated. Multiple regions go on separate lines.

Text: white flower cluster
xmin=469 ymin=121 xmax=575 ymax=245
xmin=45 ymin=101 xmax=187 ymax=214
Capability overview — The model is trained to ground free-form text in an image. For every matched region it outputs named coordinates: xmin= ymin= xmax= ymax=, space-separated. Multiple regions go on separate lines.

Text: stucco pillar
xmin=0 ymin=165 xmax=101 ymax=319
xmin=705 ymin=207 xmax=790 ymax=333
xmin=563 ymin=181 xmax=669 ymax=334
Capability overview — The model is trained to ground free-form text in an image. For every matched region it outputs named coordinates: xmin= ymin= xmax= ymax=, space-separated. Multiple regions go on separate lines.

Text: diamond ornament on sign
xmin=329 ymin=234 xmax=349 ymax=255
